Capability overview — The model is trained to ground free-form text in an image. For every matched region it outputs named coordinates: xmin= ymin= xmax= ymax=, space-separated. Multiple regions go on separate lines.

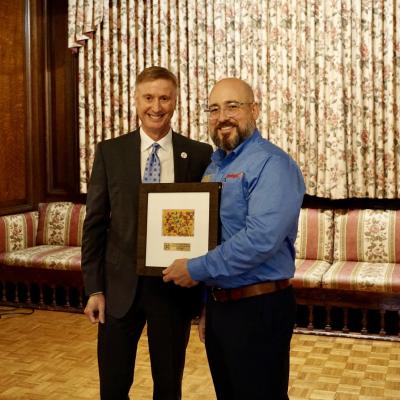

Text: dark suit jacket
xmin=81 ymin=129 xmax=213 ymax=318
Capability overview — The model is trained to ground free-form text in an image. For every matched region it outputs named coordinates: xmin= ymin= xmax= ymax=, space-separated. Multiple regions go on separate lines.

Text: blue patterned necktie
xmin=143 ymin=143 xmax=161 ymax=183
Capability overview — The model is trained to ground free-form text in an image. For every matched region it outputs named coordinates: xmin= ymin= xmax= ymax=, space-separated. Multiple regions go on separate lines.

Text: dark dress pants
xmin=205 ymin=285 xmax=296 ymax=400
xmin=98 ymin=277 xmax=193 ymax=400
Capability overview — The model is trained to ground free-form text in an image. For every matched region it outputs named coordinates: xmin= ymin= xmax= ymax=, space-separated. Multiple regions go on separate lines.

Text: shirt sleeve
xmin=188 ymin=155 xmax=305 ymax=281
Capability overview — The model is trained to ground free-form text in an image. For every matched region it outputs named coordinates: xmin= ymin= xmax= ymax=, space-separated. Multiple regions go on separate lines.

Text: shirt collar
xmin=140 ymin=128 xmax=173 ymax=152
xmin=212 ymin=129 xmax=260 ymax=166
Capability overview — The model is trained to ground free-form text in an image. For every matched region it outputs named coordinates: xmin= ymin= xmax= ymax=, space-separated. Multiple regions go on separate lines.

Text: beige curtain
xmin=69 ymin=0 xmax=400 ymax=199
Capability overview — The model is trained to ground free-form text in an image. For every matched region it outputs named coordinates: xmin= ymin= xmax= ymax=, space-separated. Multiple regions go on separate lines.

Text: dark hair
xmin=136 ymin=66 xmax=178 ymax=88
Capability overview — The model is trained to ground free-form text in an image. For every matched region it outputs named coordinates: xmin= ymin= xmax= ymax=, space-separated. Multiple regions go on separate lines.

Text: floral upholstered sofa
xmin=293 ymin=208 xmax=400 ymax=340
xmin=1 ymin=202 xmax=399 ymax=338
xmin=0 ymin=202 xmax=85 ymax=311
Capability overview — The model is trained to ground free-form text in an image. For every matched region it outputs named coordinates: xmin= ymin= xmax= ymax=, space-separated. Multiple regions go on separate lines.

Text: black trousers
xmin=97 ymin=277 xmax=193 ymax=400
xmin=205 ymin=285 xmax=296 ymax=400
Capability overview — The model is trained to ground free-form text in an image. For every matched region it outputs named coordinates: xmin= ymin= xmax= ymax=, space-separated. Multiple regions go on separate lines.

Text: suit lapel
xmin=122 ymin=129 xmax=141 ymax=186
xmin=172 ymin=132 xmax=189 ymax=183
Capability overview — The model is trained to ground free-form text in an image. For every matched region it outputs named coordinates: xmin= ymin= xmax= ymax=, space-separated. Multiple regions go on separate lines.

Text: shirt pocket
xmin=220 ymin=174 xmax=248 ymax=226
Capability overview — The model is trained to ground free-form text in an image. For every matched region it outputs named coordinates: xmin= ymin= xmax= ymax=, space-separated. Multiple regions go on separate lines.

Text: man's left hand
xmin=163 ymin=258 xmax=199 ymax=287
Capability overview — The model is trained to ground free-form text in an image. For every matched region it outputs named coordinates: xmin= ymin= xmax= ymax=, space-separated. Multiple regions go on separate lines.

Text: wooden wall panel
xmin=44 ymin=0 xmax=80 ymax=200
xmin=0 ymin=0 xmax=31 ymax=212
xmin=0 ymin=0 xmax=81 ymax=216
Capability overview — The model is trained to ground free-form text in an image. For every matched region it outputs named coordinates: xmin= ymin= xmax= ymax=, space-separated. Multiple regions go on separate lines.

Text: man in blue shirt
xmin=163 ymin=78 xmax=305 ymax=400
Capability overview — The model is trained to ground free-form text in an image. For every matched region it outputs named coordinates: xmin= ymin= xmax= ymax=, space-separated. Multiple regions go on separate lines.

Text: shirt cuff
xmin=188 ymin=256 xmax=209 ymax=282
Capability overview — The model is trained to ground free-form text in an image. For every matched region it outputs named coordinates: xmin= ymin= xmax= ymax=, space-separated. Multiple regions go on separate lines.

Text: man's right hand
xmin=84 ymin=293 xmax=105 ymax=324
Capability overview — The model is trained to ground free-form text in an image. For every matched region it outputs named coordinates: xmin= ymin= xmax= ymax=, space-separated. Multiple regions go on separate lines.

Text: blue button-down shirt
xmin=188 ymin=130 xmax=305 ymax=288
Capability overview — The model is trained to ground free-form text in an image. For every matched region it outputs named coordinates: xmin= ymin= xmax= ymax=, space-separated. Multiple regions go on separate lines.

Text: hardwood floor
xmin=0 ymin=307 xmax=399 ymax=399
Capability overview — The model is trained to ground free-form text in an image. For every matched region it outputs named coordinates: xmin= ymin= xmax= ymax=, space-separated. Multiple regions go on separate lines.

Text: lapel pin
xmin=180 ymin=152 xmax=188 ymax=159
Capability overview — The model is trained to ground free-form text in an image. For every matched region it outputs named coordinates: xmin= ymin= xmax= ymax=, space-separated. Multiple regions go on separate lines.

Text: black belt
xmin=209 ymin=279 xmax=291 ymax=302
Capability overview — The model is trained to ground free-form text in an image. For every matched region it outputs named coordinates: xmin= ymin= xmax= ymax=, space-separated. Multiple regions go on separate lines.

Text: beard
xmin=211 ymin=119 xmax=255 ymax=152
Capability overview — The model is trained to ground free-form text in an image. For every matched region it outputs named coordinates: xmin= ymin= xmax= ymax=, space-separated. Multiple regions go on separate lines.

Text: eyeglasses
xmin=203 ymin=101 xmax=254 ymax=120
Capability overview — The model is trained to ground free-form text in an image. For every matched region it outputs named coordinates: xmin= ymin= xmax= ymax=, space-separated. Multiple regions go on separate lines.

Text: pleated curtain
xmin=68 ymin=0 xmax=400 ymax=199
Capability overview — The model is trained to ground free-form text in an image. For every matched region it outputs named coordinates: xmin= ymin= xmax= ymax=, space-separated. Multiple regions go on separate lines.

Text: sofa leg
xmin=325 ymin=306 xmax=332 ymax=332
xmin=78 ymin=289 xmax=84 ymax=309
xmin=342 ymin=308 xmax=349 ymax=333
xmin=51 ymin=285 xmax=57 ymax=307
xmin=1 ymin=281 xmax=6 ymax=302
xmin=25 ymin=281 xmax=32 ymax=306
xmin=39 ymin=284 xmax=44 ymax=306
xmin=65 ymin=286 xmax=71 ymax=308
xmin=379 ymin=309 xmax=386 ymax=336
xmin=307 ymin=305 xmax=314 ymax=330
xmin=398 ymin=311 xmax=400 ymax=338
xmin=13 ymin=282 xmax=19 ymax=304
xmin=361 ymin=309 xmax=368 ymax=335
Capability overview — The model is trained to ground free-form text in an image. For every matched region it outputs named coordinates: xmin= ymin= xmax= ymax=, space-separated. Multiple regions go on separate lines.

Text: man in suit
xmin=81 ymin=66 xmax=213 ymax=400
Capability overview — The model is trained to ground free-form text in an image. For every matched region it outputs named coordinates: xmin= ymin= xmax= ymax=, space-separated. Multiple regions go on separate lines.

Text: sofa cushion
xmin=0 ymin=211 xmax=38 ymax=253
xmin=36 ymin=202 xmax=86 ymax=246
xmin=322 ymin=261 xmax=400 ymax=293
xmin=292 ymin=259 xmax=332 ymax=288
xmin=295 ymin=208 xmax=334 ymax=262
xmin=0 ymin=245 xmax=81 ymax=271
xmin=333 ymin=209 xmax=400 ymax=263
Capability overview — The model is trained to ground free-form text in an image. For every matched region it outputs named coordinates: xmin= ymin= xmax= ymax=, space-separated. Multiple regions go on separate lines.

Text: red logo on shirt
xmin=225 ymin=172 xmax=244 ymax=180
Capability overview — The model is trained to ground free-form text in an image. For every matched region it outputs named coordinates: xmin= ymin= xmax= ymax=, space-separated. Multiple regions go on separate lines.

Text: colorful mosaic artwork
xmin=162 ymin=209 xmax=195 ymax=237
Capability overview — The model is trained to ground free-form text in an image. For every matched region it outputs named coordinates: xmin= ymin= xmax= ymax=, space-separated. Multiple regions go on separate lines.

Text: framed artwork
xmin=137 ymin=182 xmax=221 ymax=276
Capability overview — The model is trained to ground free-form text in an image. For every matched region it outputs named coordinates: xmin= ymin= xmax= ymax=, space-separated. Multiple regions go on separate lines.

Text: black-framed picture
xmin=137 ymin=182 xmax=221 ymax=276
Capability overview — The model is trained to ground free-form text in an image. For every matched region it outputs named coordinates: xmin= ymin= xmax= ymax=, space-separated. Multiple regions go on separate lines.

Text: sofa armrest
xmin=0 ymin=211 xmax=38 ymax=253
xmin=36 ymin=202 xmax=86 ymax=246
xmin=295 ymin=208 xmax=335 ymax=263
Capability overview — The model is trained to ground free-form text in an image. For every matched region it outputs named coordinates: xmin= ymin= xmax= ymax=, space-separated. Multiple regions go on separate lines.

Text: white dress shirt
xmin=140 ymin=128 xmax=174 ymax=183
